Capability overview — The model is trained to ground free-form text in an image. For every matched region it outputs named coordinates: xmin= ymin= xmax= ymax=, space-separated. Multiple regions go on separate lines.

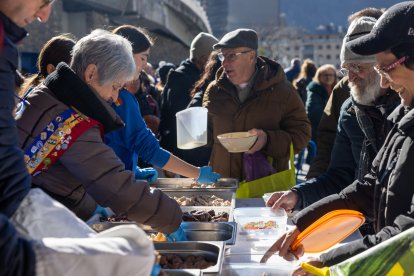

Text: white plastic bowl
xmin=217 ymin=132 xmax=258 ymax=153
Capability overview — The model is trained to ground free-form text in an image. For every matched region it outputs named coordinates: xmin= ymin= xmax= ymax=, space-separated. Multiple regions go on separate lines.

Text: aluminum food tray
xmin=182 ymin=222 xmax=237 ymax=246
xmin=165 ymin=190 xmax=236 ymax=208
xmin=151 ymin=178 xmax=238 ymax=192
xmin=148 ymin=222 xmax=237 ymax=245
xmin=181 ymin=206 xmax=234 ymax=222
xmin=154 ymin=241 xmax=225 ymax=275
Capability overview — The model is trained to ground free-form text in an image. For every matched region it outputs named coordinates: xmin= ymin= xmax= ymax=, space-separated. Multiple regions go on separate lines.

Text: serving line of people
xmin=264 ymin=2 xmax=414 ymax=274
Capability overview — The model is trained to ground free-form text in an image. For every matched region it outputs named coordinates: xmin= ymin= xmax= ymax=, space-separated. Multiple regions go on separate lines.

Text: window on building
xmin=326 ymin=54 xmax=331 ymax=60
xmin=326 ymin=45 xmax=331 ymax=49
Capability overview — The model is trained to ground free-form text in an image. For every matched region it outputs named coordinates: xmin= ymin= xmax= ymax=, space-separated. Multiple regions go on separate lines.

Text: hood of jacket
xmin=176 ymin=58 xmax=201 ymax=76
xmin=44 ymin=62 xmax=124 ymax=134
xmin=214 ymin=56 xmax=286 ymax=94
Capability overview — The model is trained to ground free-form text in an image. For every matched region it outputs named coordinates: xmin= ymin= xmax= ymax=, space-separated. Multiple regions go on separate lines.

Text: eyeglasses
xmin=40 ymin=0 xmax=55 ymax=9
xmin=340 ymin=64 xmax=374 ymax=77
xmin=374 ymin=56 xmax=407 ymax=79
xmin=217 ymin=50 xmax=252 ymax=62
xmin=321 ymin=73 xmax=336 ymax=78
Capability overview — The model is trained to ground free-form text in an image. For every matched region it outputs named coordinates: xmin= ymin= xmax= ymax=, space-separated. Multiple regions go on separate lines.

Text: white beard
xmin=348 ymin=71 xmax=382 ymax=106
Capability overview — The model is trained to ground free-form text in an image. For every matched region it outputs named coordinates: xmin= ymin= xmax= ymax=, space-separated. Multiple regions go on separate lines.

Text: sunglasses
xmin=374 ymin=56 xmax=407 ymax=79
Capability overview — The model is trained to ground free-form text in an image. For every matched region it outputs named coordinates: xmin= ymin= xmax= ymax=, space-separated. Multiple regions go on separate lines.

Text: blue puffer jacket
xmin=293 ymin=97 xmax=364 ymax=209
xmin=0 ymin=12 xmax=35 ymax=276
xmin=105 ymin=89 xmax=170 ymax=173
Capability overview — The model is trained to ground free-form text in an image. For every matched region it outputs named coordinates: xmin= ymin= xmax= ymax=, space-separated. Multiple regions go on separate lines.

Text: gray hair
xmin=70 ymin=29 xmax=135 ymax=85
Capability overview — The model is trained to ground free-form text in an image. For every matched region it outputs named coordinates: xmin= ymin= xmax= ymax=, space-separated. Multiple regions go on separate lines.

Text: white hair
xmin=70 ymin=29 xmax=135 ymax=85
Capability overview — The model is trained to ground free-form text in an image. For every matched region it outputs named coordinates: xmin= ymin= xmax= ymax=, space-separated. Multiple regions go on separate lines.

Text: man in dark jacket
xmin=267 ymin=16 xmax=399 ymax=214
xmin=307 ymin=8 xmax=385 ymax=179
xmin=159 ymin=32 xmax=217 ymax=164
xmin=0 ymin=0 xmax=52 ymax=275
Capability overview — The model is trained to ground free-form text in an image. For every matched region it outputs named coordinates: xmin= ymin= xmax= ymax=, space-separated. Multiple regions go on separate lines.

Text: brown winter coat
xmin=16 ymin=63 xmax=181 ymax=233
xmin=307 ymin=77 xmax=350 ymax=179
xmin=203 ymin=56 xmax=311 ymax=180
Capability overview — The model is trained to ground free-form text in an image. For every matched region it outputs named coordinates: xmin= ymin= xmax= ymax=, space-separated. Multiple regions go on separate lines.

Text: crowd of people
xmin=1 ymin=0 xmax=414 ymax=275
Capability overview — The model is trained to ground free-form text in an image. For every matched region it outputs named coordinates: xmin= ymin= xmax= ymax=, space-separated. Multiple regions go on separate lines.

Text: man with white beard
xmin=266 ymin=16 xmax=400 ymax=217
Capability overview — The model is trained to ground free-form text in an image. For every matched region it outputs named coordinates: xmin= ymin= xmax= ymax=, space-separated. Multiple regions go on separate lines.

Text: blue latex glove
xmin=135 ymin=167 xmax=158 ymax=182
xmin=93 ymin=205 xmax=111 ymax=217
xmin=197 ymin=166 xmax=221 ymax=184
xmin=165 ymin=225 xmax=188 ymax=242
xmin=150 ymin=264 xmax=161 ymax=276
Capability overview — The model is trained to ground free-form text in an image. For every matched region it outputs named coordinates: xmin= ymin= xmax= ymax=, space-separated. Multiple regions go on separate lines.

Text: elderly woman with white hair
xmin=16 ymin=29 xmax=183 ymax=234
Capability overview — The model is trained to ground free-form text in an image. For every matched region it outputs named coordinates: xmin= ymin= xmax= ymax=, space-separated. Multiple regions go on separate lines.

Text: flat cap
xmin=213 ymin=28 xmax=258 ymax=50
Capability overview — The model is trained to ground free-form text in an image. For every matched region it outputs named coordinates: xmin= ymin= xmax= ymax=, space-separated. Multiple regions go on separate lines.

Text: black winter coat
xmin=159 ymin=59 xmax=201 ymax=161
xmin=293 ymin=104 xmax=414 ymax=266
xmin=0 ymin=12 xmax=35 ymax=276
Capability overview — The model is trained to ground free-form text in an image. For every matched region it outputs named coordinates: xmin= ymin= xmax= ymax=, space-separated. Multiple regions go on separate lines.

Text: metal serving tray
xmin=151 ymin=178 xmax=238 ymax=192
xmin=165 ymin=190 xmax=235 ymax=208
xmin=181 ymin=206 xmax=234 ymax=222
xmin=154 ymin=241 xmax=225 ymax=275
xmin=182 ymin=222 xmax=237 ymax=245
xmin=148 ymin=222 xmax=237 ymax=245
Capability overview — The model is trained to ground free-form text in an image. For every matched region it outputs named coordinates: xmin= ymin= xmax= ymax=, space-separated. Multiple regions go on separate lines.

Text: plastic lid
xmin=234 ymin=207 xmax=287 ymax=218
xmin=291 ymin=209 xmax=365 ymax=253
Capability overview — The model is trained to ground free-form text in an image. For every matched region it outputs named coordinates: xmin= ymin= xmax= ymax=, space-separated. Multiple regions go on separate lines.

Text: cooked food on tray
xmin=159 ymin=254 xmax=214 ymax=269
xmin=173 ymin=195 xmax=231 ymax=206
xmin=182 ymin=210 xmax=229 ymax=222
xmin=149 ymin=232 xmax=167 ymax=242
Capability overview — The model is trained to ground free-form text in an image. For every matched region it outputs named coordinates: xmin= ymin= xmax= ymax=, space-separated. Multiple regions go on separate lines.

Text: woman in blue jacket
xmin=107 ymin=25 xmax=220 ymax=184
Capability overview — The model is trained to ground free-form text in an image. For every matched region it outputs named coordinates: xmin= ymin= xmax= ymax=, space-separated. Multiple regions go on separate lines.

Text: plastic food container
xmin=176 ymin=107 xmax=207 ymax=149
xmin=221 ymin=263 xmax=294 ymax=276
xmin=262 ymin=192 xmax=273 ymax=205
xmin=233 ymin=207 xmax=287 ymax=239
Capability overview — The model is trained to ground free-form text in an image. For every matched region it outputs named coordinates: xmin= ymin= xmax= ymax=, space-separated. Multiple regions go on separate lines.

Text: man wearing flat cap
xmin=203 ymin=28 xmax=311 ymax=181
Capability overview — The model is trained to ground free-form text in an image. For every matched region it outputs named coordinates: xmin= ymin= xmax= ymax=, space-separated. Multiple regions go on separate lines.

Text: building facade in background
xmin=198 ymin=0 xmax=228 ymax=38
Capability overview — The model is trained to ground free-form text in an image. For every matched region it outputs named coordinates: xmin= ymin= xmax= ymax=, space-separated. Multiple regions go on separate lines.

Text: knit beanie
xmin=113 ymin=25 xmax=152 ymax=54
xmin=190 ymin=32 xmax=218 ymax=60
xmin=340 ymin=16 xmax=377 ymax=66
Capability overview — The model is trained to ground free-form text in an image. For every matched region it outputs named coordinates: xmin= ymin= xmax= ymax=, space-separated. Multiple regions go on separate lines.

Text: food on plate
xmin=182 ymin=210 xmax=229 ymax=222
xmin=173 ymin=195 xmax=231 ymax=206
xmin=159 ymin=254 xmax=214 ymax=269
xmin=149 ymin=232 xmax=167 ymax=242
xmin=243 ymin=220 xmax=277 ymax=230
